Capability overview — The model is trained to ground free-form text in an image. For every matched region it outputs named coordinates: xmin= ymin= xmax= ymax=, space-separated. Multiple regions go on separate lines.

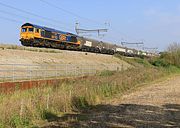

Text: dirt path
xmin=42 ymin=75 xmax=180 ymax=128
xmin=119 ymin=75 xmax=180 ymax=106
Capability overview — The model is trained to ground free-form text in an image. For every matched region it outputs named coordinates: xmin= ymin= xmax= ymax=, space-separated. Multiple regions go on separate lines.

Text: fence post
xmin=74 ymin=65 xmax=76 ymax=76
xmin=12 ymin=64 xmax=15 ymax=82
xmin=81 ymin=64 xmax=83 ymax=75
xmin=69 ymin=90 xmax=72 ymax=99
xmin=95 ymin=64 xmax=97 ymax=74
xmin=26 ymin=65 xmax=28 ymax=80
xmin=117 ymin=65 xmax=119 ymax=71
xmin=3 ymin=73 xmax=5 ymax=82
xmin=65 ymin=64 xmax=67 ymax=76
xmin=30 ymin=66 xmax=32 ymax=81
xmin=47 ymin=93 xmax=50 ymax=109
xmin=20 ymin=99 xmax=24 ymax=118
xmin=36 ymin=68 xmax=37 ymax=80
xmin=46 ymin=65 xmax=47 ymax=79
xmin=55 ymin=65 xmax=57 ymax=79
xmin=43 ymin=65 xmax=45 ymax=80
xmin=89 ymin=64 xmax=91 ymax=75
xmin=121 ymin=63 xmax=124 ymax=71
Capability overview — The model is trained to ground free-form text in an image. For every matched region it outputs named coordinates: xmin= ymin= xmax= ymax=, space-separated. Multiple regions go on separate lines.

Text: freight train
xmin=20 ymin=23 xmax=152 ymax=57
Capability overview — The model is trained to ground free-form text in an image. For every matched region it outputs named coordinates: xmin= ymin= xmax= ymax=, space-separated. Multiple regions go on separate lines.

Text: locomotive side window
xmin=51 ymin=33 xmax=56 ymax=39
xmin=71 ymin=36 xmax=77 ymax=42
xmin=28 ymin=28 xmax=34 ymax=32
xmin=41 ymin=30 xmax=45 ymax=37
xmin=45 ymin=30 xmax=52 ymax=38
xmin=22 ymin=28 xmax=27 ymax=32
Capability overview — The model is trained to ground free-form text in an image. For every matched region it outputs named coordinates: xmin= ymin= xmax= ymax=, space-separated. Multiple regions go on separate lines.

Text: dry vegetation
xmin=0 ymin=43 xmax=179 ymax=127
xmin=0 ymin=61 xmax=178 ymax=127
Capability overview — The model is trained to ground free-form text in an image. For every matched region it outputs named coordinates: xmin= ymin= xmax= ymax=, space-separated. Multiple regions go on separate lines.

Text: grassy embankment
xmin=0 ymin=44 xmax=180 ymax=127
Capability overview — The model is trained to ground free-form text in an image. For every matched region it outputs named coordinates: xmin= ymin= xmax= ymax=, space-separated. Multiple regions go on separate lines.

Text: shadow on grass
xmin=42 ymin=111 xmax=59 ymax=121
xmin=42 ymin=104 xmax=180 ymax=128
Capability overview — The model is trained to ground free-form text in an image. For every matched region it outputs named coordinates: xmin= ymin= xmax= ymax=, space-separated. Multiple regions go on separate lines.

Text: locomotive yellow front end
xmin=20 ymin=25 xmax=35 ymax=46
xmin=20 ymin=23 xmax=42 ymax=46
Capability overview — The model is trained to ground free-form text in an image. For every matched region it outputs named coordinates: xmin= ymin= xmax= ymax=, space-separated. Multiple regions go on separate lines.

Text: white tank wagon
xmin=78 ymin=36 xmax=155 ymax=57
xmin=79 ymin=37 xmax=115 ymax=54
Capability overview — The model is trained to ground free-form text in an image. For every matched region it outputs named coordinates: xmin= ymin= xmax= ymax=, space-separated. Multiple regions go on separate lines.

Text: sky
xmin=0 ymin=0 xmax=180 ymax=51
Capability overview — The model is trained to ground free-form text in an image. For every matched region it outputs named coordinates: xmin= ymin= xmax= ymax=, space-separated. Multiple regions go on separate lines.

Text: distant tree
xmin=165 ymin=42 xmax=180 ymax=67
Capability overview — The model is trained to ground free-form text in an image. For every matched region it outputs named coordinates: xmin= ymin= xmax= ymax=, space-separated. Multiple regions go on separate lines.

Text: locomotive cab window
xmin=28 ymin=28 xmax=34 ymax=32
xmin=21 ymin=28 xmax=27 ymax=32
xmin=35 ymin=28 xmax=39 ymax=33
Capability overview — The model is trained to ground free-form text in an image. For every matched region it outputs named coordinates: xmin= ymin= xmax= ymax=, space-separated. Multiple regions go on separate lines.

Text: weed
xmin=10 ymin=114 xmax=31 ymax=128
xmin=99 ymin=70 xmax=115 ymax=76
xmin=99 ymin=83 xmax=114 ymax=97
xmin=134 ymin=58 xmax=151 ymax=67
xmin=71 ymin=96 xmax=89 ymax=112
xmin=41 ymin=110 xmax=58 ymax=121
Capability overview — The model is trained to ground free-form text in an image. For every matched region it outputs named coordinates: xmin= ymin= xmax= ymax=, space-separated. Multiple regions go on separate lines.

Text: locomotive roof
xmin=21 ymin=23 xmax=77 ymax=36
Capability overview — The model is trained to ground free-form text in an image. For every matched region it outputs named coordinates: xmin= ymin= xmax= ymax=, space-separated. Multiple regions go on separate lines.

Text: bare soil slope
xmin=0 ymin=46 xmax=130 ymax=70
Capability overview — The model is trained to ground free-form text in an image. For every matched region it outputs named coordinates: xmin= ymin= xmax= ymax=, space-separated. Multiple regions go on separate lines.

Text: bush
xmin=150 ymin=58 xmax=170 ymax=67
xmin=150 ymin=43 xmax=180 ymax=68
xmin=164 ymin=43 xmax=180 ymax=67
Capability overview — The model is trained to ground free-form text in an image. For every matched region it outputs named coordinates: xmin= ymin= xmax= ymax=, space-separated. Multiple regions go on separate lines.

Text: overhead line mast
xmin=75 ymin=22 xmax=108 ymax=37
xmin=143 ymin=47 xmax=158 ymax=53
xmin=121 ymin=41 xmax=144 ymax=47
xmin=39 ymin=0 xmax=149 ymax=44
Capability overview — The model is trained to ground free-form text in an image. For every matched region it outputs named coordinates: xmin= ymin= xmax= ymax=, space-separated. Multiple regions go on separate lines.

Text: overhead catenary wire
xmin=0 ymin=10 xmax=30 ymax=20
xmin=0 ymin=1 xmax=75 ymax=32
xmin=0 ymin=1 xmax=156 ymax=50
xmin=0 ymin=9 xmax=74 ymax=32
xmin=39 ymin=0 xmax=112 ymax=31
xmin=0 ymin=16 xmax=23 ymax=24
xmin=39 ymin=0 xmax=102 ymax=25
xmin=39 ymin=0 xmax=143 ymax=44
